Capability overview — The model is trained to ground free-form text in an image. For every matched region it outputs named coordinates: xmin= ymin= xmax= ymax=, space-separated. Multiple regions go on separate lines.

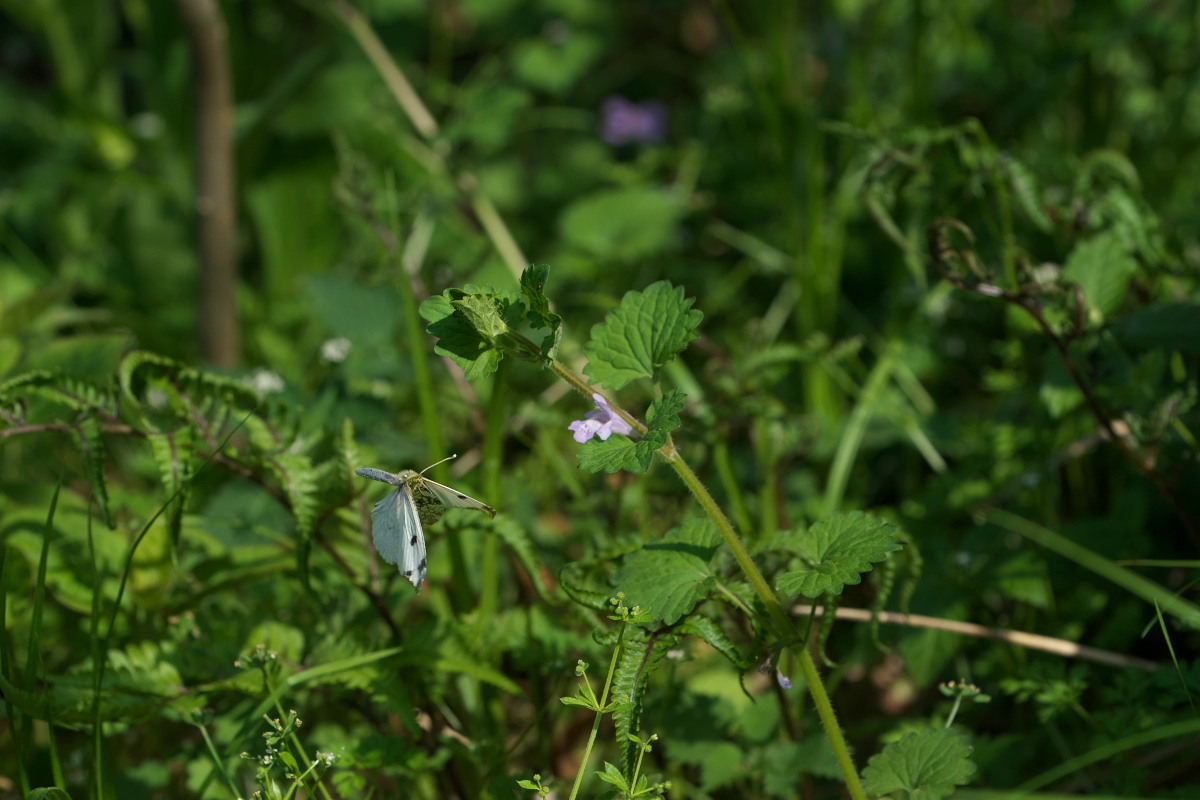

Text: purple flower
xmin=569 ymin=393 xmax=634 ymax=443
xmin=776 ymin=669 xmax=793 ymax=690
xmin=599 ymin=96 xmax=667 ymax=146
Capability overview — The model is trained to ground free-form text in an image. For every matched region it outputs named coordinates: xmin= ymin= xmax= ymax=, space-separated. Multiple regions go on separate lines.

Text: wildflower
xmin=776 ymin=669 xmax=793 ymax=690
xmin=320 ymin=337 xmax=352 ymax=364
xmin=246 ymin=368 xmax=285 ymax=395
xmin=599 ymin=96 xmax=667 ymax=146
xmin=568 ymin=393 xmax=633 ymax=443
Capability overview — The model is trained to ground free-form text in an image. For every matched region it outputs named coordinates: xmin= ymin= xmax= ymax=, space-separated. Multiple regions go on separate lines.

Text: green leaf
xmin=269 ymin=453 xmax=318 ymax=540
xmin=775 ymin=512 xmax=904 ymax=598
xmin=595 ymin=761 xmax=630 ymax=792
xmin=578 ymin=435 xmax=651 ymax=474
xmin=861 ymin=727 xmax=976 ymax=800
xmin=615 ymin=519 xmax=720 ymax=625
xmin=576 ymin=391 xmax=687 ymax=475
xmin=519 ymin=264 xmax=562 ymax=359
xmin=1062 ymin=229 xmax=1139 ymax=320
xmin=611 ymin=631 xmax=676 ymax=779
xmin=584 ymin=282 xmax=702 ymax=389
xmin=420 ymin=294 xmax=504 ymax=380
xmin=677 ymin=616 xmax=750 ymax=670
xmin=26 ymin=788 xmax=74 ymax=800
xmin=561 ymin=187 xmax=683 ymax=262
xmin=1115 ymin=303 xmax=1200 ymax=354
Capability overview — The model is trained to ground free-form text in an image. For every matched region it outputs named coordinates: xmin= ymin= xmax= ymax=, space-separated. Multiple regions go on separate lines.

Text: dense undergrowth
xmin=2 ymin=2 xmax=1199 ymax=798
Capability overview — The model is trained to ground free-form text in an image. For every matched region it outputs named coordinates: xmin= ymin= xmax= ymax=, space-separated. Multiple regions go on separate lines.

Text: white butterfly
xmin=355 ymin=455 xmax=496 ymax=589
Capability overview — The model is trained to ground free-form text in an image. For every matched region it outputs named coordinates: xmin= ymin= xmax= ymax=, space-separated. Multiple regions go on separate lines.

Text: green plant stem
xmin=544 ymin=353 xmax=866 ymax=798
xmin=567 ymin=646 xmax=624 ymax=800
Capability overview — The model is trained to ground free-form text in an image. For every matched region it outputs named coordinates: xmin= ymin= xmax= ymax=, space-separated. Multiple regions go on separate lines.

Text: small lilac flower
xmin=568 ymin=393 xmax=634 ymax=443
xmin=776 ymin=669 xmax=793 ymax=690
xmin=599 ymin=96 xmax=667 ymax=146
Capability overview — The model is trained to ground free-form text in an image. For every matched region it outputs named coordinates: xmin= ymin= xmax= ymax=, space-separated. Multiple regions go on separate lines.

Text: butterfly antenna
xmin=420 ymin=454 xmax=458 ymax=475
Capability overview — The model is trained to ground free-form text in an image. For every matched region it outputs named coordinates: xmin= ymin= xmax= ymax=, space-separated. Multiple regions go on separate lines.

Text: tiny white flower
xmin=320 ymin=337 xmax=352 ymax=364
xmin=246 ymin=368 xmax=285 ymax=395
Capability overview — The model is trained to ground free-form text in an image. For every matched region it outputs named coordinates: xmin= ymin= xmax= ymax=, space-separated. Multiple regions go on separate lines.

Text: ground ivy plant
xmin=421 ymin=265 xmax=977 ymax=800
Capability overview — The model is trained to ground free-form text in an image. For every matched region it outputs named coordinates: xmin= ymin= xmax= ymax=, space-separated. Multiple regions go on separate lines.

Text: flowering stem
xmin=658 ymin=443 xmax=867 ymax=800
xmin=567 ymin=634 xmax=625 ymax=800
xmin=547 ymin=355 xmax=865 ymax=799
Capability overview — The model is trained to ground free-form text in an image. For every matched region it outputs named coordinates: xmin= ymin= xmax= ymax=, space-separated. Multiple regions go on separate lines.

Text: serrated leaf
xmin=578 ymin=435 xmax=652 ymax=474
xmin=611 ymin=631 xmax=675 ymax=778
xmin=1003 ymin=154 xmax=1052 ymax=232
xmin=615 ymin=519 xmax=720 ymax=625
xmin=269 ymin=453 xmax=318 ymax=540
xmin=1062 ymin=229 xmax=1139 ymax=320
xmin=451 ymin=291 xmax=512 ymax=340
xmin=677 ymin=616 xmax=750 ymax=670
xmin=520 ymin=264 xmax=562 ymax=360
xmin=584 ymin=281 xmax=702 ymax=389
xmin=775 ymin=512 xmax=904 ymax=598
xmin=420 ymin=295 xmax=504 ymax=380
xmin=861 ymin=727 xmax=976 ymax=799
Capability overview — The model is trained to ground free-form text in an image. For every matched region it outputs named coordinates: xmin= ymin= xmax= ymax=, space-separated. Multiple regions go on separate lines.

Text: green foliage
xmin=775 ymin=512 xmax=904 ymax=598
xmin=4 ymin=3 xmax=1200 ymax=798
xmin=583 ymin=282 xmax=703 ymax=390
xmin=861 ymin=728 xmax=976 ymax=800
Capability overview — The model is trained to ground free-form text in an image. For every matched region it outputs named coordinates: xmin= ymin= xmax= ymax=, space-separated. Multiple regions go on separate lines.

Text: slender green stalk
xmin=985 ymin=507 xmax=1200 ymax=627
xmin=543 ymin=352 xmax=866 ymax=798
xmin=567 ymin=643 xmax=624 ymax=800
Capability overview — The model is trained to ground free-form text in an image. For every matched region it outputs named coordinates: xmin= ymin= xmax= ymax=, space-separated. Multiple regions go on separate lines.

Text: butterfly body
xmin=355 ymin=460 xmax=495 ymax=589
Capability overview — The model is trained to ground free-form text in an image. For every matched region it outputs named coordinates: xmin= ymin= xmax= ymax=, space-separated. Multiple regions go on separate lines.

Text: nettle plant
xmin=423 ymin=266 xmax=976 ymax=800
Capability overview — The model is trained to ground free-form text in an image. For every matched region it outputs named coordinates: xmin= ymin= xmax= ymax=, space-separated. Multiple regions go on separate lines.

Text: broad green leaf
xmin=1062 ymin=229 xmax=1138 ymax=320
xmin=421 ymin=294 xmax=504 ymax=380
xmin=577 ymin=434 xmax=651 ymax=474
xmin=584 ymin=282 xmax=702 ymax=389
xmin=861 ymin=727 xmax=976 ymax=799
xmin=595 ymin=761 xmax=630 ymax=791
xmin=561 ymin=187 xmax=683 ymax=263
xmin=775 ymin=512 xmax=903 ymax=598
xmin=615 ymin=520 xmax=720 ymax=625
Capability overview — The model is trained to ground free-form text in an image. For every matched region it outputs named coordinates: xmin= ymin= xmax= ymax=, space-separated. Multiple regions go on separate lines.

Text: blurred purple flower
xmin=600 ymin=96 xmax=667 ymax=146
xmin=569 ymin=393 xmax=634 ymax=443
xmin=776 ymin=669 xmax=793 ymax=690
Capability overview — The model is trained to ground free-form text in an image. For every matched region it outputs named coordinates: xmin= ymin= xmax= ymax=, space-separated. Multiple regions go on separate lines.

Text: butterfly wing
xmin=368 ymin=483 xmax=428 ymax=588
xmin=418 ymin=477 xmax=497 ymax=519
xmin=355 ymin=467 xmax=402 ymax=486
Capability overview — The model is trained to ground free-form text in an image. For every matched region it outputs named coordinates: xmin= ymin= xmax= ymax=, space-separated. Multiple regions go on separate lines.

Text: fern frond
xmin=75 ymin=416 xmax=112 ymax=528
xmin=611 ymin=630 xmax=676 ymax=780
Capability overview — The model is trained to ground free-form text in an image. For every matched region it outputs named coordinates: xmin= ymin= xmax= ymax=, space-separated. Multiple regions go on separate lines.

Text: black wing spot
xmin=418 ymin=558 xmax=427 ymax=570
xmin=410 ymin=534 xmax=418 ymax=546
xmin=403 ymin=569 xmax=413 ymax=577
xmin=456 ymin=493 xmax=467 ymax=499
